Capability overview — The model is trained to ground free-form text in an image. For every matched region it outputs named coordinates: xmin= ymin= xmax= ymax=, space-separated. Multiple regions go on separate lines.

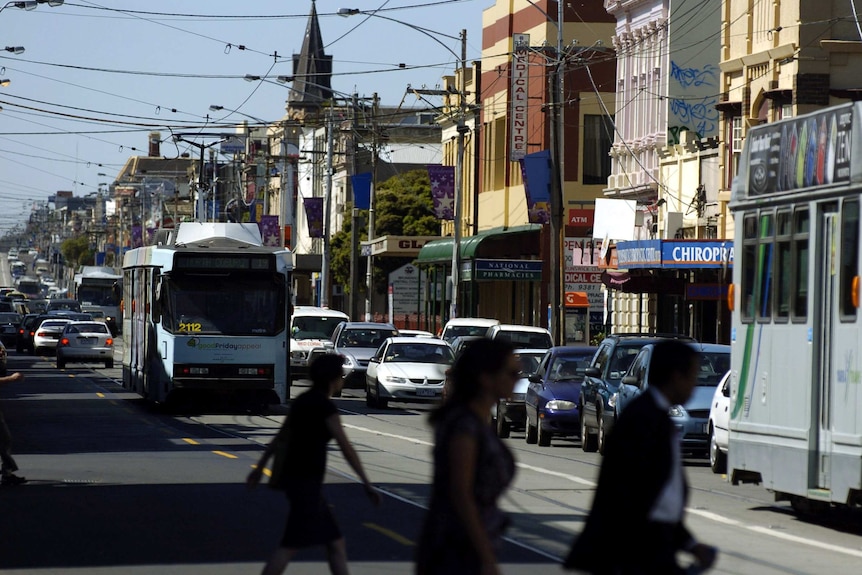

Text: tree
xmin=60 ymin=236 xmax=95 ymax=269
xmin=330 ymin=169 xmax=439 ymax=295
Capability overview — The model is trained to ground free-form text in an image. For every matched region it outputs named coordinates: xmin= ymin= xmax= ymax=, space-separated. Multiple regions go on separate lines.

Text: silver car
xmin=56 ymin=321 xmax=114 ymax=369
xmin=365 ymin=337 xmax=453 ymax=408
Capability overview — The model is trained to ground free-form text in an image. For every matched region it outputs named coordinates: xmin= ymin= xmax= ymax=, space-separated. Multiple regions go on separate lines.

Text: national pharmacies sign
xmin=616 ymin=240 xmax=734 ymax=269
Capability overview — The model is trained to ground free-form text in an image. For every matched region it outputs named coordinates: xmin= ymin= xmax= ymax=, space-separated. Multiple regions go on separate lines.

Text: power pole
xmin=548 ymin=2 xmax=566 ymax=345
xmin=364 ymin=93 xmax=379 ymax=321
xmin=349 ymin=93 xmax=363 ymax=320
xmin=320 ymin=106 xmax=335 ymax=308
xmin=450 ymin=29 xmax=468 ymax=320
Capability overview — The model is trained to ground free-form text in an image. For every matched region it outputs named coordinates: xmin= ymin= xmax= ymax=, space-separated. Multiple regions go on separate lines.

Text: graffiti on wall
xmin=668 ymin=60 xmax=719 ymax=144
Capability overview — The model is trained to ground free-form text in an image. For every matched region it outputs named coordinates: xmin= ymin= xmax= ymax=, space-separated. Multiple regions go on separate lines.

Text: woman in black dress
xmin=416 ymin=338 xmax=519 ymax=575
xmin=248 ymin=354 xmax=380 ymax=575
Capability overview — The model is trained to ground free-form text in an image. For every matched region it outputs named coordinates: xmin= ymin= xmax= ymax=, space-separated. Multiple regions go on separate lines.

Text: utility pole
xmin=450 ymin=29 xmax=468 ymax=320
xmin=365 ymin=93 xmax=379 ymax=321
xmin=349 ymin=92 xmax=362 ymax=320
xmin=547 ymin=2 xmax=566 ymax=345
xmin=320 ymin=106 xmax=335 ymax=308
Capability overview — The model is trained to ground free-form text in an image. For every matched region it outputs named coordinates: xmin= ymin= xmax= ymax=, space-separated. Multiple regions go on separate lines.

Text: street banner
xmin=259 ymin=215 xmax=281 ymax=247
xmin=304 ymin=197 xmax=324 ymax=239
xmin=131 ymin=225 xmax=143 ymax=248
xmin=427 ymin=164 xmax=455 ymax=220
xmin=519 ymin=150 xmax=551 ymax=224
xmin=351 ymin=172 xmax=372 ymax=210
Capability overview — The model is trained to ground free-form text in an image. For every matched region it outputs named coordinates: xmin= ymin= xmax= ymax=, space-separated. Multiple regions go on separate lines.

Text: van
xmin=440 ymin=317 xmax=500 ymax=344
xmin=486 ymin=324 xmax=553 ymax=349
xmin=289 ymin=306 xmax=349 ymax=382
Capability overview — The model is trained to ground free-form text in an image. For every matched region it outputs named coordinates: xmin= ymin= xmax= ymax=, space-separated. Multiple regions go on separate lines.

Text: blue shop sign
xmin=616 ymin=240 xmax=734 ymax=269
xmin=474 ymin=259 xmax=543 ymax=281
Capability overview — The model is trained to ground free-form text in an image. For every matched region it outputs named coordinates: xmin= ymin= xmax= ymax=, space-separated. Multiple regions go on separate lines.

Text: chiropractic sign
xmin=616 ymin=240 xmax=734 ymax=269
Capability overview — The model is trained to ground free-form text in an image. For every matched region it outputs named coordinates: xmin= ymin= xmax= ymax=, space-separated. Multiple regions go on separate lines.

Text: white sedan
xmin=365 ymin=337 xmax=453 ymax=408
xmin=33 ymin=319 xmax=71 ymax=355
xmin=708 ymin=371 xmax=731 ymax=473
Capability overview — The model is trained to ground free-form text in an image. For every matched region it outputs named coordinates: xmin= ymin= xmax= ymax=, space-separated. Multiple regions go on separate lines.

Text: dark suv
xmin=579 ymin=333 xmax=695 ymax=454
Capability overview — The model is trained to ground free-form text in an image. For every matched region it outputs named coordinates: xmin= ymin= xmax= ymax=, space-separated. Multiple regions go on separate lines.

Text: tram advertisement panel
xmin=747 ymin=106 xmax=852 ymax=196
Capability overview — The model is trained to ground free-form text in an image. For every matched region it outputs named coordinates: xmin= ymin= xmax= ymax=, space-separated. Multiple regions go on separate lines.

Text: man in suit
xmin=564 ymin=340 xmax=717 ymax=574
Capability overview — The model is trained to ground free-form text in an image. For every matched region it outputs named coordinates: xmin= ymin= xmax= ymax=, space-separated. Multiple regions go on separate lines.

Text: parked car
xmin=525 ymin=346 xmax=597 ymax=447
xmin=56 ymin=321 xmax=114 ymax=369
xmin=331 ymin=321 xmax=399 ymax=387
xmin=493 ymin=348 xmax=548 ymax=438
xmin=615 ymin=342 xmax=730 ymax=456
xmin=439 ymin=317 xmax=499 ymax=344
xmin=579 ymin=334 xmax=696 ymax=454
xmin=0 ymin=312 xmax=22 ymax=347
xmin=708 ymin=371 xmax=731 ymax=473
xmin=32 ymin=318 xmax=72 ymax=355
xmin=365 ymin=337 xmax=453 ymax=408
xmin=486 ymin=324 xmax=553 ymax=349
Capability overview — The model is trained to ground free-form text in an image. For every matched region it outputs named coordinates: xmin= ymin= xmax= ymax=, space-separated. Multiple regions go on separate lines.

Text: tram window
xmin=757 ymin=213 xmax=775 ymax=320
xmin=840 ymin=199 xmax=859 ymax=320
xmin=775 ymin=211 xmax=792 ymax=319
xmin=792 ymin=209 xmax=810 ymax=320
xmin=741 ymin=214 xmax=758 ymax=322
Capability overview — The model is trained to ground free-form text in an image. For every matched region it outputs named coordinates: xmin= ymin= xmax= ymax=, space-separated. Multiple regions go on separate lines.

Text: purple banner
xmin=427 ymin=165 xmax=455 ymax=220
xmin=519 ymin=150 xmax=551 ymax=224
xmin=259 ymin=215 xmax=281 ymax=247
xmin=304 ymin=197 xmax=324 ymax=239
xmin=131 ymin=225 xmax=143 ymax=248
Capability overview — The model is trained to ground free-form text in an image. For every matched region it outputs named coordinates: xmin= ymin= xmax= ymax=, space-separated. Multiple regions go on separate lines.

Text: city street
xmin=1 ymin=351 xmax=861 ymax=574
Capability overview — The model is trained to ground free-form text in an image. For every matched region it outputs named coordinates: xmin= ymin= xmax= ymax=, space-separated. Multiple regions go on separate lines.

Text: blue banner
xmin=616 ymin=240 xmax=734 ymax=269
xmin=520 ymin=150 xmax=552 ymax=224
xmin=351 ymin=172 xmax=372 ymax=210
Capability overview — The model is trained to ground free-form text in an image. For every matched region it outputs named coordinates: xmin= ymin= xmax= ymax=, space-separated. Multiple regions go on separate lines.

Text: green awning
xmin=416 ymin=224 xmax=541 ymax=264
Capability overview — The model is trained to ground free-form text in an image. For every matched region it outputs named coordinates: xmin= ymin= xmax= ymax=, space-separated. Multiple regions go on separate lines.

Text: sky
xmin=0 ymin=0 xmax=489 ymax=236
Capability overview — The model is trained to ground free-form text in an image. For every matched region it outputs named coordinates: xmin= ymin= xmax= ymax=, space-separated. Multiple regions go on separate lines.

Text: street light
xmin=172 ymin=133 xmax=229 ymax=222
xmin=208 ymin=104 xmax=269 ymax=125
xmin=339 ymin=7 xmax=468 ymax=321
xmin=0 ymin=80 xmax=9 ymax=88
xmin=4 ymin=46 xmax=24 ymax=54
xmin=0 ymin=1 xmax=63 ymax=14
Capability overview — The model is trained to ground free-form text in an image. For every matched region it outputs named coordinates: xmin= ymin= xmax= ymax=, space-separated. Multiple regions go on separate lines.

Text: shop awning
xmin=416 ymin=224 xmax=541 ymax=265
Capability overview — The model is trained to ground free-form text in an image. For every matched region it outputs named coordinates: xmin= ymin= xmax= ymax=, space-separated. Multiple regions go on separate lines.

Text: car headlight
xmin=290 ymin=350 xmax=307 ymax=361
xmin=545 ymin=400 xmax=576 ymax=411
xmin=342 ymin=355 xmax=355 ymax=368
xmin=669 ymin=405 xmax=686 ymax=418
xmin=381 ymin=375 xmax=410 ymax=384
xmin=608 ymin=392 xmax=618 ymax=408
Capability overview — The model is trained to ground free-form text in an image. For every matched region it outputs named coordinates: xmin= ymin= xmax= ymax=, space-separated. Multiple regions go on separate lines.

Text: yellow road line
xmin=251 ymin=464 xmax=272 ymax=477
xmin=68 ymin=374 xmax=75 ymax=378
xmin=363 ymin=522 xmax=414 ymax=546
xmin=96 ymin=392 xmax=105 ymax=398
xmin=182 ymin=438 xmax=200 ymax=445
xmin=212 ymin=450 xmax=238 ymax=459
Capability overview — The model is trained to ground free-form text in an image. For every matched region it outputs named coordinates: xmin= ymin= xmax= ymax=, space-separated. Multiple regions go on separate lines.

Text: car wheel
xmin=495 ymin=406 xmax=511 ymax=439
xmin=31 ymin=346 xmax=38 ymax=356
xmin=597 ymin=412 xmax=607 ymax=455
xmin=57 ymin=358 xmax=65 ymax=369
xmin=105 ymin=359 xmax=114 ymax=369
xmin=537 ymin=421 xmax=551 ymax=447
xmin=365 ymin=382 xmax=378 ymax=408
xmin=16 ymin=345 xmax=22 ymax=353
xmin=709 ymin=426 xmax=727 ymax=474
xmin=581 ymin=406 xmax=598 ymax=452
xmin=525 ymin=417 xmax=538 ymax=444
xmin=375 ymin=381 xmax=388 ymax=409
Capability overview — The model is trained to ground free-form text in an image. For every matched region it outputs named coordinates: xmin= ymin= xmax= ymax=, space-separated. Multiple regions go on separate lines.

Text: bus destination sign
xmin=175 ymin=254 xmax=273 ymax=271
xmin=747 ymin=106 xmax=852 ymax=196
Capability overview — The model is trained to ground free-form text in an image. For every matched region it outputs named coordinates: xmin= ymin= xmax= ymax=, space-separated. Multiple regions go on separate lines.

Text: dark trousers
xmin=0 ymin=410 xmax=18 ymax=474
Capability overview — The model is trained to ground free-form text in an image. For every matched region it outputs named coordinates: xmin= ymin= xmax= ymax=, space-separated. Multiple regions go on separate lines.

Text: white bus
xmin=729 ymin=102 xmax=861 ymax=511
xmin=122 ymin=223 xmax=292 ymax=407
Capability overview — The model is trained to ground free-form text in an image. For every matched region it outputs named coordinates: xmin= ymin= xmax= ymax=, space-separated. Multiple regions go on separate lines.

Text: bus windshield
xmin=78 ymin=285 xmax=119 ymax=307
xmin=162 ymin=273 xmax=285 ymax=336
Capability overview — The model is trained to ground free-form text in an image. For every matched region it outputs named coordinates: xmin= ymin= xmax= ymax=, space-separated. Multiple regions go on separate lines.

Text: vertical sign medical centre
xmin=509 ymin=34 xmax=530 ymax=161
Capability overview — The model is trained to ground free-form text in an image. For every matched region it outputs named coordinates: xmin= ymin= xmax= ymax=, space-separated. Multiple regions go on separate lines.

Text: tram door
xmin=814 ymin=207 xmax=838 ymax=490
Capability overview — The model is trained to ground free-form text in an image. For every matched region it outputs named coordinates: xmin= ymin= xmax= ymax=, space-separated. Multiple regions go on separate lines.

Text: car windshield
xmin=384 ymin=343 xmax=454 ymax=364
xmin=40 ymin=320 xmax=69 ymax=329
xmin=338 ymin=328 xmax=398 ymax=349
xmin=517 ymin=353 xmax=545 ymax=375
xmin=608 ymin=345 xmax=644 ymax=381
xmin=0 ymin=313 xmax=21 ymax=323
xmin=65 ymin=323 xmax=109 ymax=335
xmin=442 ymin=325 xmax=491 ymax=343
xmin=292 ymin=316 xmax=346 ymax=340
xmin=494 ymin=330 xmax=553 ymax=349
xmin=698 ymin=352 xmax=730 ymax=386
xmin=549 ymin=354 xmax=593 ymax=381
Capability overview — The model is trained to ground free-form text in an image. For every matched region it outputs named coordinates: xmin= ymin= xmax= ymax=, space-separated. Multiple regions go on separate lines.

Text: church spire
xmin=287 ymin=0 xmax=333 ymax=116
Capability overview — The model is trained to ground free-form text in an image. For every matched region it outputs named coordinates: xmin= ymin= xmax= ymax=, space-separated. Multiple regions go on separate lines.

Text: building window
xmin=841 ymin=199 xmax=859 ymax=320
xmin=728 ymin=115 xmax=744 ymax=182
xmin=779 ymin=103 xmax=793 ymax=119
xmin=792 ymin=208 xmax=810 ymax=320
xmin=583 ymin=115 xmax=613 ymax=185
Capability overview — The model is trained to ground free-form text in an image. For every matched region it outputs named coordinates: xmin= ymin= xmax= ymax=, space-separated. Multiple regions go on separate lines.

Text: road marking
xmin=251 ymin=464 xmax=272 ymax=478
xmin=68 ymin=374 xmax=75 ymax=378
xmin=212 ymin=450 xmax=238 ymax=459
xmin=96 ymin=392 xmax=105 ymax=398
xmin=343 ymin=423 xmax=432 ymax=446
xmin=363 ymin=522 xmax=414 ymax=546
xmin=182 ymin=438 xmax=200 ymax=446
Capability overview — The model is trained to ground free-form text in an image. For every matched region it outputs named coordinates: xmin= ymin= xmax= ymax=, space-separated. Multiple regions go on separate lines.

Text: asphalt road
xmin=2 ymin=353 xmax=862 ymax=574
